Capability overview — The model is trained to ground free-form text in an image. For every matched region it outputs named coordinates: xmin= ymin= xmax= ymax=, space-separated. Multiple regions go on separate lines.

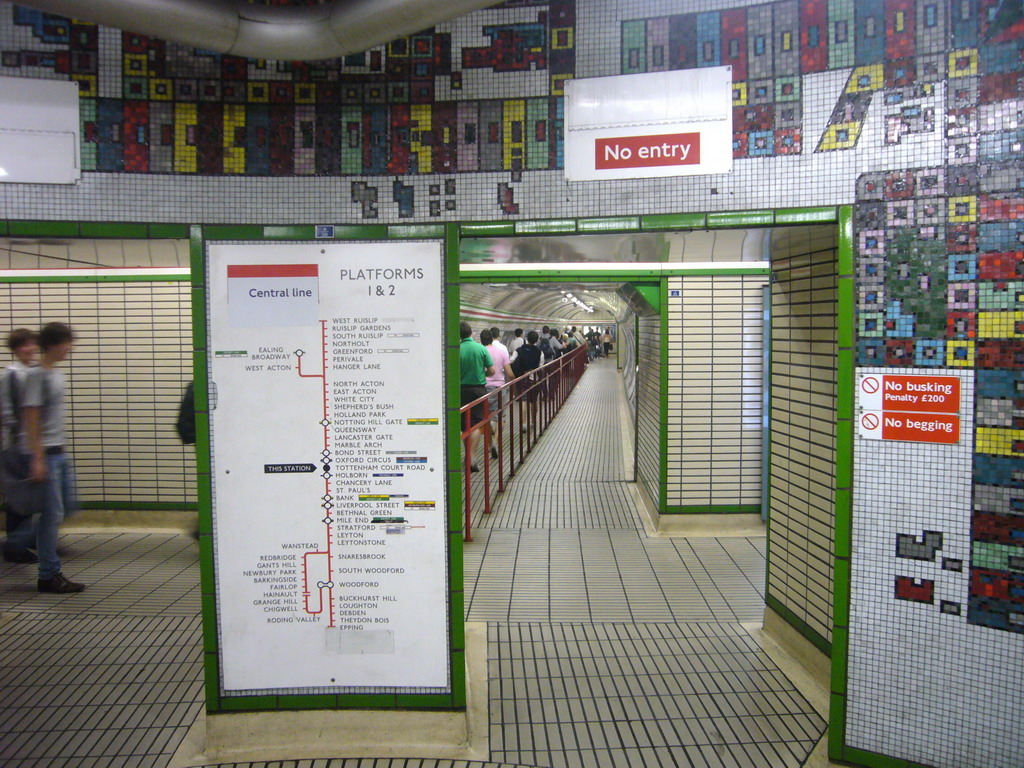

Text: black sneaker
xmin=491 ymin=445 xmax=499 ymax=460
xmin=3 ymin=547 xmax=38 ymax=564
xmin=37 ymin=573 xmax=86 ymax=593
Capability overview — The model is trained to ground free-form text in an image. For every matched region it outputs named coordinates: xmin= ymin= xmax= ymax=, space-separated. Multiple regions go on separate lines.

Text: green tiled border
xmin=830 ymin=205 xmax=857 ymax=761
xmin=765 ymin=595 xmax=832 ymax=656
xmin=79 ymin=501 xmax=197 ymax=511
xmin=659 ymin=278 xmax=669 ymax=514
xmin=662 ymin=504 xmax=761 ymax=515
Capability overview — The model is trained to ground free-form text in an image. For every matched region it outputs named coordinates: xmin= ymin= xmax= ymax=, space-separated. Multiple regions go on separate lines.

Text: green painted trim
xmin=79 ymin=501 xmax=198 ymax=511
xmin=707 ymin=210 xmax=774 ymax=227
xmin=828 ymin=693 xmax=847 ymax=761
xmin=79 ymin=222 xmax=150 ymax=238
xmin=1 ymin=219 xmax=190 ymax=240
xmin=200 ymin=591 xmax=218 ymax=652
xmin=633 ymin=284 xmax=660 ymax=313
xmin=764 ymin=595 xmax=832 ymax=656
xmin=336 ymin=694 xmax=398 ymax=709
xmin=837 ymin=277 xmax=855 ymax=349
xmin=459 ymin=222 xmax=516 ymax=236
xmin=763 ymin=282 xmax=773 ymax=586
xmin=0 ymin=274 xmax=189 ymax=283
xmin=262 ymin=225 xmax=314 ymax=239
xmin=834 ymin=490 xmax=852 ymax=559
xmin=389 ymin=224 xmax=445 ymax=238
xmin=837 ymin=206 xmax=855 ymax=276
xmin=278 ymin=694 xmax=340 ymax=710
xmin=443 ymin=223 xmax=466 ymax=707
xmin=831 ymin=205 xmax=857 ymax=763
xmin=201 ymin=225 xmax=265 ymax=240
xmin=662 ymin=504 xmax=762 ymax=515
xmin=577 ymin=216 xmax=641 ymax=232
xmin=658 ymin=278 xmax=668 ymax=514
xmin=774 ymin=206 xmax=838 ymax=224
xmin=514 ymin=219 xmax=577 ymax=234
xmin=330 ymin=225 xmax=389 ymax=239
xmin=148 ymin=224 xmax=190 ymax=239
xmin=840 ymin=745 xmax=912 ymax=768
xmin=830 ymin=624 xmax=849 ymax=694
xmin=203 ymin=651 xmax=220 ymax=710
xmin=396 ymin=694 xmax=458 ymax=709
xmin=640 ymin=212 xmax=706 ymax=229
xmin=192 ymin=226 xmax=220 ymax=712
xmin=217 ymin=695 xmax=279 ymax=711
xmin=450 ymin=649 xmax=467 ymax=708
xmin=7 ymin=220 xmax=81 ymax=237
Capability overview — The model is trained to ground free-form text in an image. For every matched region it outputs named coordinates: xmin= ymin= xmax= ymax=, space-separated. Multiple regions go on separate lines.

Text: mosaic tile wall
xmin=1 ymin=0 xmax=1023 ymax=765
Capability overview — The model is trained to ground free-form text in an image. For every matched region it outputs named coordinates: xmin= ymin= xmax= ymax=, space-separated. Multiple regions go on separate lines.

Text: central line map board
xmin=205 ymin=240 xmax=450 ymax=696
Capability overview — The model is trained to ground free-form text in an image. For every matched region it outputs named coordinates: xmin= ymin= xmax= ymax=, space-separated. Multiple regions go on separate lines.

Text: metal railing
xmin=459 ymin=344 xmax=589 ymax=541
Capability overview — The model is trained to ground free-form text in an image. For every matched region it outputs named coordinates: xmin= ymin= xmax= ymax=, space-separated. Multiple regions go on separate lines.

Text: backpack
xmin=539 ymin=336 xmax=553 ymax=360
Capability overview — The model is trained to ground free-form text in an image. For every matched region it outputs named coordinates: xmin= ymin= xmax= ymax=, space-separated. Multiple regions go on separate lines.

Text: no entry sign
xmin=858 ymin=373 xmax=962 ymax=445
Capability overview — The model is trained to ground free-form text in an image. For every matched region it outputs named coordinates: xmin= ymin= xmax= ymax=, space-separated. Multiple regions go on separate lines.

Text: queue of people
xmin=458 ymin=321 xmax=614 ymax=471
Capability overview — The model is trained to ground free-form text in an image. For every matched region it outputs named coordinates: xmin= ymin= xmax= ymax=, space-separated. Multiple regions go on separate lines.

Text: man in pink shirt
xmin=480 ymin=329 xmax=514 ymax=459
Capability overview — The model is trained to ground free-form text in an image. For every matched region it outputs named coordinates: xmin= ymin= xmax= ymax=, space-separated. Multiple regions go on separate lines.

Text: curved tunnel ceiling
xmin=461 ymin=283 xmax=628 ymax=327
xmin=17 ymin=0 xmax=496 ymax=60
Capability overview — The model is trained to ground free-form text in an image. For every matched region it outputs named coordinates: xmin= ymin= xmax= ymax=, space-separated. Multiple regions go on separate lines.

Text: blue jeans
xmin=37 ymin=453 xmax=77 ymax=580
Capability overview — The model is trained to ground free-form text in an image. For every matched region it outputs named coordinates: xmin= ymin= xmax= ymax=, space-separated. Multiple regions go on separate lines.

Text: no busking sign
xmin=857 ymin=374 xmax=961 ymax=445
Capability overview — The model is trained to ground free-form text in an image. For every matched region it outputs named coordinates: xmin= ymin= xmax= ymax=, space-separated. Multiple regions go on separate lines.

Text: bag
xmin=0 ymin=368 xmax=49 ymax=517
xmin=0 ymin=447 xmax=46 ymax=517
xmin=176 ymin=382 xmax=196 ymax=445
xmin=539 ymin=336 xmax=553 ymax=360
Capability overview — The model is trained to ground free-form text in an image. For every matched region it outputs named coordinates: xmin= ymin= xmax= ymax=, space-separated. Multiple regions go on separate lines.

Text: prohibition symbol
xmin=861 ymin=413 xmax=879 ymax=430
xmin=861 ymin=377 xmax=880 ymax=394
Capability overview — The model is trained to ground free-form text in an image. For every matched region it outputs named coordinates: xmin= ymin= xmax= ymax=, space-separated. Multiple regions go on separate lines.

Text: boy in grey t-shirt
xmin=22 ymin=322 xmax=85 ymax=593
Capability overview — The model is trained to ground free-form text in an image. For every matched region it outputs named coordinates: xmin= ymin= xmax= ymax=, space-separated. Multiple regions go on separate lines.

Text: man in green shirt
xmin=459 ymin=321 xmax=494 ymax=472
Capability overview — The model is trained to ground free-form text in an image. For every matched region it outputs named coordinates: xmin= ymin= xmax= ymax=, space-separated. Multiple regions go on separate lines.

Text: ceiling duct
xmin=17 ymin=0 xmax=497 ymax=61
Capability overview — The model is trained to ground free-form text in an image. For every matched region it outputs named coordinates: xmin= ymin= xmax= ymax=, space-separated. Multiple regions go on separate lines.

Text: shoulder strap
xmin=5 ymin=370 xmax=23 ymax=442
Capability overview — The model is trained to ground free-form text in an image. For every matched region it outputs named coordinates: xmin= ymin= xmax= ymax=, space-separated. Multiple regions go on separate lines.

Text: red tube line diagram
xmin=295 ymin=320 xmax=335 ymax=627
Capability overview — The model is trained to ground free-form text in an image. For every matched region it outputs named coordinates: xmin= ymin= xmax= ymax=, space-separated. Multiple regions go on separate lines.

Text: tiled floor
xmin=0 ymin=359 xmax=824 ymax=768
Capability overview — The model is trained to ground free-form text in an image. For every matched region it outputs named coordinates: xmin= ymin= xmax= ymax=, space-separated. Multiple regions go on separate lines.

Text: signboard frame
xmin=193 ymin=225 xmax=466 ymax=713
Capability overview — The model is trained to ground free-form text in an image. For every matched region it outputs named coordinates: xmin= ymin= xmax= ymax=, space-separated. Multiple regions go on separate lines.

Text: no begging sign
xmin=857 ymin=373 xmax=961 ymax=445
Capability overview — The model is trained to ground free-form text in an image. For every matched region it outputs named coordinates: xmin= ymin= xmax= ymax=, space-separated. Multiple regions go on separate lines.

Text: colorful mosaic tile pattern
xmin=2 ymin=1 xmax=574 ymax=177
xmin=846 ymin=0 xmax=1023 ymax=637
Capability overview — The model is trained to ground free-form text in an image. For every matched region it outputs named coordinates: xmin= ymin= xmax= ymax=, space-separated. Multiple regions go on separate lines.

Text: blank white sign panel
xmin=0 ymin=76 xmax=80 ymax=184
xmin=206 ymin=241 xmax=450 ymax=694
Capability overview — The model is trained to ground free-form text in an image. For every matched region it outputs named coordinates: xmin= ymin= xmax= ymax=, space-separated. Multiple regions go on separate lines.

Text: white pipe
xmin=16 ymin=0 xmax=496 ymax=60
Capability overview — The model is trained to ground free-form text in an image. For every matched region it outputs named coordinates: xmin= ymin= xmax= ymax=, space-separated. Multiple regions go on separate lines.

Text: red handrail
xmin=459 ymin=344 xmax=589 ymax=541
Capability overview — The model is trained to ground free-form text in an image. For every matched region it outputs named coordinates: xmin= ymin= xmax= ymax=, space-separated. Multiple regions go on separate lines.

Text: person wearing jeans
xmin=22 ymin=322 xmax=85 ymax=594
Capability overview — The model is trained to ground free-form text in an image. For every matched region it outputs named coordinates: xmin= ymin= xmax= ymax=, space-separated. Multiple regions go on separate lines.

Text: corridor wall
xmin=2 ymin=0 xmax=1023 ymax=763
xmin=766 ymin=226 xmax=840 ymax=650
xmin=0 ymin=240 xmax=195 ymax=508
xmin=664 ymin=274 xmax=768 ymax=514
xmin=634 ymin=313 xmax=661 ymax=509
